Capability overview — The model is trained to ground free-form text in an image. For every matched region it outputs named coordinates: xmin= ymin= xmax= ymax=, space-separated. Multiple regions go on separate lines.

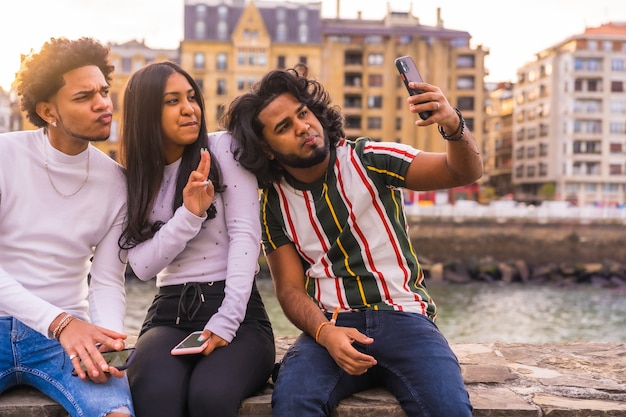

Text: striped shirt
xmin=261 ymin=138 xmax=436 ymax=319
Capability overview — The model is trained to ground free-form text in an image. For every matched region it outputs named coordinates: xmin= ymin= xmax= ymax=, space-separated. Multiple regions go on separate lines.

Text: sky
xmin=1 ymin=0 xmax=626 ymax=91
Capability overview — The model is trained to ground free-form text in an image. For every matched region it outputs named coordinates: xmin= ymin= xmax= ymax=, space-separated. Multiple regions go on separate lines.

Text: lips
xmin=98 ymin=113 xmax=113 ymax=124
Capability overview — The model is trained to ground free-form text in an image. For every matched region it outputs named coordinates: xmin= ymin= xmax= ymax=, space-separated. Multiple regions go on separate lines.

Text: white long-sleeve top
xmin=0 ymin=129 xmax=128 ymax=337
xmin=127 ymin=132 xmax=261 ymax=343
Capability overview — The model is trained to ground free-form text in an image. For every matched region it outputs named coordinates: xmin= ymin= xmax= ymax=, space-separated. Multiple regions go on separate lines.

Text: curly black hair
xmin=220 ymin=69 xmax=345 ymax=188
xmin=16 ymin=37 xmax=114 ymax=128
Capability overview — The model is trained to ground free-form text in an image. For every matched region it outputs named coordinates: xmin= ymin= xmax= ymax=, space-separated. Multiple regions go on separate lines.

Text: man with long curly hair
xmin=0 ymin=37 xmax=134 ymax=417
xmin=222 ymin=68 xmax=482 ymax=416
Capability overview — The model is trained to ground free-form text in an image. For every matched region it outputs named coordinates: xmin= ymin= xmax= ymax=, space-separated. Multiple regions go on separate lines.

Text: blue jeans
xmin=272 ymin=311 xmax=472 ymax=417
xmin=0 ymin=318 xmax=134 ymax=417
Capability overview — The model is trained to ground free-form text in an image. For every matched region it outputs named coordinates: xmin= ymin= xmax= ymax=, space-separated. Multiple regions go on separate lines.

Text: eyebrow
xmin=163 ymin=88 xmax=195 ymax=97
xmin=72 ymin=84 xmax=109 ymax=98
xmin=272 ymin=103 xmax=306 ymax=134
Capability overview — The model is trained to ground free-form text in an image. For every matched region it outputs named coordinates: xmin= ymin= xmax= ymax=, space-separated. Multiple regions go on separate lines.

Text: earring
xmin=50 ymin=120 xmax=57 ymax=127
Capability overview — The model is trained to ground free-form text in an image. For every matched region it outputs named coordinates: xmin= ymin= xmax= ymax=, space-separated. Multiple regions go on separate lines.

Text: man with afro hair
xmin=0 ymin=37 xmax=134 ymax=417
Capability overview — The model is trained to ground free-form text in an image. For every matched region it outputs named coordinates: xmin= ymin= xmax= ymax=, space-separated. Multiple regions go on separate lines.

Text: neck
xmin=46 ymin=129 xmax=89 ymax=156
xmin=284 ymin=154 xmax=330 ymax=184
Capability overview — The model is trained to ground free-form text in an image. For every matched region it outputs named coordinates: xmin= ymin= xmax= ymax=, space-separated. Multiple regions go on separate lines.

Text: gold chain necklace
xmin=43 ymin=138 xmax=90 ymax=197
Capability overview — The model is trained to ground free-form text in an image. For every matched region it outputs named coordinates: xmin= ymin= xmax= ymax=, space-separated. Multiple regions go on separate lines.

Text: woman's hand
xmin=183 ymin=148 xmax=214 ymax=217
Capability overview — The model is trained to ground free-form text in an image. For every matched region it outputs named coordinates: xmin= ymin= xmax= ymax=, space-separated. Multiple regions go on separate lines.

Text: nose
xmin=94 ymin=92 xmax=112 ymax=111
xmin=298 ymin=120 xmax=310 ymax=134
xmin=181 ymin=99 xmax=195 ymax=115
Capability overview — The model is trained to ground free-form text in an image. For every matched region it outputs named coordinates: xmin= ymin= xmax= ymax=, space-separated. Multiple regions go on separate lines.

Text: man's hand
xmin=317 ymin=325 xmax=377 ymax=375
xmin=59 ymin=318 xmax=127 ymax=382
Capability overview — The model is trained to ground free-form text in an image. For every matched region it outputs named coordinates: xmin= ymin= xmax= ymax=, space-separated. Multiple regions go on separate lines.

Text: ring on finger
xmin=69 ymin=354 xmax=78 ymax=360
xmin=434 ymin=102 xmax=440 ymax=111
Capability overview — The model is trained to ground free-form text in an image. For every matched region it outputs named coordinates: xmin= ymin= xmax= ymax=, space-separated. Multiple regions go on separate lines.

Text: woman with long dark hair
xmin=118 ymin=61 xmax=275 ymax=417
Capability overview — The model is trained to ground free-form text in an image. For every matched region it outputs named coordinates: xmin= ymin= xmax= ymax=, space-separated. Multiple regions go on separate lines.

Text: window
xmin=456 ymin=97 xmax=474 ymax=111
xmin=345 ymin=116 xmax=361 ymax=129
xmin=456 ymin=55 xmax=475 ymax=69
xmin=367 ymin=53 xmax=384 ymax=66
xmin=276 ymin=23 xmax=287 ymax=42
xmin=298 ymin=24 xmax=309 ymax=43
xmin=216 ymin=53 xmax=227 ymax=70
xmin=344 ymin=94 xmax=362 ymax=108
xmin=344 ymin=73 xmax=362 ymax=87
xmin=610 ymin=164 xmax=622 ymax=175
xmin=610 ymin=121 xmax=625 ymax=134
xmin=217 ymin=5 xmax=227 ymax=18
xmin=345 ymin=52 xmax=363 ymax=66
xmin=298 ymin=7 xmax=307 ymax=21
xmin=610 ymin=143 xmax=623 ymax=154
xmin=611 ymin=58 xmax=624 ymax=71
xmin=456 ymin=76 xmax=475 ymax=90
xmin=367 ymin=117 xmax=382 ymax=129
xmin=195 ymin=78 xmax=203 ymax=92
xmin=277 ymin=56 xmax=286 ymax=69
xmin=368 ymin=74 xmax=383 ymax=87
xmin=217 ymin=21 xmax=228 ymax=40
xmin=611 ymin=81 xmax=624 ymax=92
xmin=196 ymin=4 xmax=207 ymax=18
xmin=194 ymin=20 xmax=206 ymax=39
xmin=217 ymin=79 xmax=226 ymax=96
xmin=193 ymin=52 xmax=205 ymax=69
xmin=367 ymin=95 xmax=383 ymax=108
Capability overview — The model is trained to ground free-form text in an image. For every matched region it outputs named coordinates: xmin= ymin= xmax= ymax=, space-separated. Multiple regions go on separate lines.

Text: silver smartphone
xmin=395 ymin=56 xmax=432 ymax=120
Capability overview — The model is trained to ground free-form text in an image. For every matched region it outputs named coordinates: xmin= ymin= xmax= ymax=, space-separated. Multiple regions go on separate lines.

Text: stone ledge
xmin=1 ymin=339 xmax=624 ymax=417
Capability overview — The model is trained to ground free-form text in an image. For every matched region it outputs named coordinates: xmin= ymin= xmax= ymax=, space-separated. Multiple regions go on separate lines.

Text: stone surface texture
xmin=3 ymin=337 xmax=624 ymax=416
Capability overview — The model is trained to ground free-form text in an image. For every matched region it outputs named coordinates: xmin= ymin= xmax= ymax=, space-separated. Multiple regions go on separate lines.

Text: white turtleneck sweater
xmin=0 ymin=129 xmax=128 ymax=337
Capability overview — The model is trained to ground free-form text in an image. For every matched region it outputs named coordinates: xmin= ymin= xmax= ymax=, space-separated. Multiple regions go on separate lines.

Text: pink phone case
xmin=170 ymin=332 xmax=209 ymax=355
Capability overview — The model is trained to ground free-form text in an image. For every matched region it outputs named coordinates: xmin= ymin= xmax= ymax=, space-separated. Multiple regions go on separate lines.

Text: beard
xmin=272 ymin=133 xmax=330 ymax=169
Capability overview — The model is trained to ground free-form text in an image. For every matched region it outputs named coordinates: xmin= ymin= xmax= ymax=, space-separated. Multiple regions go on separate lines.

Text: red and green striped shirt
xmin=261 ymin=138 xmax=436 ymax=319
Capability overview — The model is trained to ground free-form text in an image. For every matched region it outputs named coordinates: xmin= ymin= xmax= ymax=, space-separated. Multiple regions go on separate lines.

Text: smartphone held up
xmin=395 ymin=56 xmax=432 ymax=120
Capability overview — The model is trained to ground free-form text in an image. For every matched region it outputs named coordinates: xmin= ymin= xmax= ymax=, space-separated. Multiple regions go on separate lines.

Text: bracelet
xmin=53 ymin=314 xmax=74 ymax=340
xmin=314 ymin=321 xmax=333 ymax=343
xmin=438 ymin=108 xmax=465 ymax=141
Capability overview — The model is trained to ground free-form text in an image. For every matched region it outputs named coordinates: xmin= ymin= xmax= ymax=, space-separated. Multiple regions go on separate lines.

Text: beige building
xmin=484 ymin=82 xmax=514 ymax=198
xmin=513 ymin=22 xmax=626 ymax=206
xmin=181 ymin=1 xmax=488 ymax=155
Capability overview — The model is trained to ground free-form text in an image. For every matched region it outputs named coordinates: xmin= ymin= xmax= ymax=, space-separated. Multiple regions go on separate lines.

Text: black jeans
xmin=128 ymin=280 xmax=275 ymax=417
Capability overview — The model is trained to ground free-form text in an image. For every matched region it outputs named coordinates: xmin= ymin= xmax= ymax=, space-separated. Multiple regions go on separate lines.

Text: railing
xmin=405 ymin=201 xmax=626 ymax=224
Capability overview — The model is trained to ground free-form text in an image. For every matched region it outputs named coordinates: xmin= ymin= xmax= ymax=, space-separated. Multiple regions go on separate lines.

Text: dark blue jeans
xmin=0 ymin=318 xmax=134 ymax=417
xmin=272 ymin=310 xmax=472 ymax=417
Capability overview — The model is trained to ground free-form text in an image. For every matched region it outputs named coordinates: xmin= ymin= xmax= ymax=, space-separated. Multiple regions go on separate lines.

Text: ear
xmin=260 ymin=140 xmax=275 ymax=160
xmin=36 ymin=102 xmax=56 ymax=125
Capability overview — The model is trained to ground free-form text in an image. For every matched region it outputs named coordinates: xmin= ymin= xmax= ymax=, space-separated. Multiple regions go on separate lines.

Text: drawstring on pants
xmin=175 ymin=282 xmax=206 ymax=325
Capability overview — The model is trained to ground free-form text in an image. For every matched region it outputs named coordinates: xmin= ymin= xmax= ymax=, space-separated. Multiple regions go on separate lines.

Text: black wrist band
xmin=438 ymin=108 xmax=465 ymax=141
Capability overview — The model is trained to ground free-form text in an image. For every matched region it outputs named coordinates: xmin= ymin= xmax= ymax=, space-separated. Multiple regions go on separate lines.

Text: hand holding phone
xmin=71 ymin=348 xmax=136 ymax=376
xmin=171 ymin=331 xmax=210 ymax=355
xmin=395 ymin=56 xmax=432 ymax=120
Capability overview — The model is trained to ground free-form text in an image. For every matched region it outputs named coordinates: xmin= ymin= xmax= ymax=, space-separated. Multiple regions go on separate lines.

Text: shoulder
xmin=89 ymin=145 xmax=126 ymax=188
xmin=0 ymin=129 xmax=44 ymax=160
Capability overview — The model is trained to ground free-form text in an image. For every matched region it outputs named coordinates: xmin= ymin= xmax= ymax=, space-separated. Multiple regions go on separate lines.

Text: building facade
xmin=484 ymin=81 xmax=514 ymax=198
xmin=182 ymin=0 xmax=487 ymax=202
xmin=513 ymin=22 xmax=626 ymax=206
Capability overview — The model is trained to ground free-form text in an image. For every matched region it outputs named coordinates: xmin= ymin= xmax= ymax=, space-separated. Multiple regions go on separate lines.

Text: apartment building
xmin=484 ymin=82 xmax=514 ymax=198
xmin=182 ymin=0 xmax=487 ymax=202
xmin=513 ymin=22 xmax=626 ymax=206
